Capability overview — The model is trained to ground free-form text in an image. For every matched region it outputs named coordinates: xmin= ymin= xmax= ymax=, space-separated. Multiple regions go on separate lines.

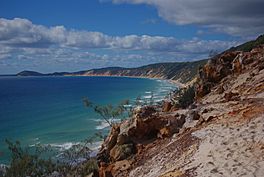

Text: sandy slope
xmin=128 ymin=57 xmax=264 ymax=177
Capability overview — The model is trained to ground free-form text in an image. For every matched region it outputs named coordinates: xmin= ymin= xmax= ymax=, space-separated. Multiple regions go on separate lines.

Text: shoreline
xmin=65 ymin=74 xmax=186 ymax=88
xmin=2 ymin=74 xmax=186 ymax=88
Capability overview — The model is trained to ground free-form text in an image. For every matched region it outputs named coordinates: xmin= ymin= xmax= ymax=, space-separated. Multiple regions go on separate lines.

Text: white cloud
xmin=0 ymin=18 xmax=238 ymax=53
xmin=111 ymin=0 xmax=264 ymax=37
xmin=0 ymin=18 xmax=241 ymax=73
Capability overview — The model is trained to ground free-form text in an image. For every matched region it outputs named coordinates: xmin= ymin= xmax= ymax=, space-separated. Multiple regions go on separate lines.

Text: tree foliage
xmin=83 ymin=98 xmax=133 ymax=127
xmin=4 ymin=138 xmax=99 ymax=177
xmin=171 ymin=86 xmax=195 ymax=109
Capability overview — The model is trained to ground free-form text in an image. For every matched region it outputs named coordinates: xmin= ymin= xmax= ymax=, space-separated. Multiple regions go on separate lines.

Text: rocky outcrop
xmin=97 ymin=106 xmax=187 ymax=176
xmin=196 ymin=45 xmax=264 ymax=100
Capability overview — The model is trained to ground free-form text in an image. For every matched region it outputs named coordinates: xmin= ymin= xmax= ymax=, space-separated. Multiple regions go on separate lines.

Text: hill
xmin=69 ymin=60 xmax=208 ymax=84
xmin=15 ymin=60 xmax=208 ymax=85
xmin=16 ymin=70 xmax=44 ymax=76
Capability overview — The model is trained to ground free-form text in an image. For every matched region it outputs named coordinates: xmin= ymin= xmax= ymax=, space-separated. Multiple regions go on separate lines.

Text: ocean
xmin=0 ymin=76 xmax=177 ymax=164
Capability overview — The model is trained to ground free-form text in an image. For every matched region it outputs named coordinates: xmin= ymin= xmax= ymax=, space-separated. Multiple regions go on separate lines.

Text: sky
xmin=0 ymin=0 xmax=264 ymax=74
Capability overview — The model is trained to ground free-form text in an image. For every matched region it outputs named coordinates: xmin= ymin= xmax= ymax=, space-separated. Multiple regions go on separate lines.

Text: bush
xmin=172 ymin=86 xmax=195 ymax=109
xmin=5 ymin=140 xmax=56 ymax=177
xmin=4 ymin=139 xmax=99 ymax=177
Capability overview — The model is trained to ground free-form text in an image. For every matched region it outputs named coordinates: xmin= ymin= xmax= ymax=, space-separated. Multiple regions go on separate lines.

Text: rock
xmin=202 ymin=109 xmax=209 ymax=114
xmin=216 ymin=84 xmax=225 ymax=94
xmin=112 ymin=160 xmax=131 ymax=173
xmin=195 ymin=51 xmax=240 ymax=99
xmin=189 ymin=104 xmax=197 ymax=109
xmin=110 ymin=144 xmax=135 ymax=162
xmin=98 ymin=106 xmax=187 ymax=174
xmin=170 ymin=105 xmax=179 ymax=112
xmin=158 ymin=114 xmax=186 ymax=138
xmin=116 ymin=133 xmax=131 ymax=145
xmin=104 ymin=125 xmax=120 ymax=152
xmin=162 ymin=101 xmax=173 ymax=112
xmin=202 ymin=108 xmax=214 ymax=114
xmin=99 ymin=160 xmax=131 ymax=177
xmin=195 ymin=82 xmax=213 ymax=100
xmin=99 ymin=162 xmax=114 ymax=177
xmin=158 ymin=127 xmax=171 ymax=138
xmin=136 ymin=106 xmax=156 ymax=118
xmin=258 ymin=62 xmax=264 ymax=71
xmin=224 ymin=92 xmax=240 ymax=102
xmin=232 ymin=53 xmax=244 ymax=74
xmin=97 ymin=125 xmax=120 ymax=163
xmin=206 ymin=116 xmax=216 ymax=122
xmin=189 ymin=110 xmax=200 ymax=120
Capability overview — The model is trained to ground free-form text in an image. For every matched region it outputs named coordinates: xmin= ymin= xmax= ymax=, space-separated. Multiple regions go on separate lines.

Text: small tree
xmin=171 ymin=86 xmax=195 ymax=109
xmin=83 ymin=98 xmax=132 ymax=127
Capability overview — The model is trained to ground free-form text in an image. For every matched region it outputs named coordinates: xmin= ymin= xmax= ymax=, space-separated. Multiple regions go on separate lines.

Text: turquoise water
xmin=0 ymin=76 xmax=176 ymax=164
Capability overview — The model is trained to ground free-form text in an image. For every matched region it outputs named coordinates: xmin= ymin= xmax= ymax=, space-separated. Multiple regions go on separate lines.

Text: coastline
xmin=64 ymin=74 xmax=186 ymax=88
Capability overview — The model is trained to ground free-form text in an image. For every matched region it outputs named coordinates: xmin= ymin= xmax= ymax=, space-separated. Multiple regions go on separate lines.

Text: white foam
xmin=123 ymin=104 xmax=132 ymax=108
xmin=143 ymin=95 xmax=152 ymax=99
xmin=89 ymin=140 xmax=103 ymax=150
xmin=49 ymin=142 xmax=80 ymax=151
xmin=29 ymin=141 xmax=41 ymax=147
xmin=96 ymin=121 xmax=109 ymax=130
xmin=154 ymin=99 xmax=164 ymax=102
xmin=94 ymin=118 xmax=121 ymax=130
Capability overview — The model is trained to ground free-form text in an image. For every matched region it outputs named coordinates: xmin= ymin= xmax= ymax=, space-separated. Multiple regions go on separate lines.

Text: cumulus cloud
xmin=111 ymin=0 xmax=264 ymax=37
xmin=0 ymin=18 xmax=237 ymax=53
xmin=0 ymin=18 xmax=240 ymax=73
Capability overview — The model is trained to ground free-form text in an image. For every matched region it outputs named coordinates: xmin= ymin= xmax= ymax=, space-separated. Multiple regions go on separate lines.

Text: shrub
xmin=172 ymin=86 xmax=195 ymax=109
xmin=4 ymin=140 xmax=56 ymax=177
xmin=4 ymin=139 xmax=99 ymax=177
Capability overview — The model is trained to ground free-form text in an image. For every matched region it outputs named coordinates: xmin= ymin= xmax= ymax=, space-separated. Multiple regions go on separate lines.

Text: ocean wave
xmin=96 ymin=121 xmax=109 ymax=130
xmin=53 ymin=141 xmax=103 ymax=165
xmin=93 ymin=118 xmax=121 ymax=130
xmin=48 ymin=142 xmax=80 ymax=151
xmin=29 ymin=141 xmax=41 ymax=147
xmin=123 ymin=104 xmax=132 ymax=108
xmin=154 ymin=99 xmax=164 ymax=102
xmin=89 ymin=140 xmax=103 ymax=151
xmin=143 ymin=95 xmax=152 ymax=99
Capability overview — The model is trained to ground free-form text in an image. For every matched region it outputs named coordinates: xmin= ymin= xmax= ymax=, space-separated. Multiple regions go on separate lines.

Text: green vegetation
xmin=171 ymin=86 xmax=196 ymax=109
xmin=16 ymin=59 xmax=208 ymax=84
xmin=78 ymin=59 xmax=208 ymax=84
xmin=3 ymin=138 xmax=99 ymax=177
xmin=4 ymin=140 xmax=56 ymax=177
xmin=229 ymin=34 xmax=264 ymax=52
xmin=83 ymin=98 xmax=133 ymax=127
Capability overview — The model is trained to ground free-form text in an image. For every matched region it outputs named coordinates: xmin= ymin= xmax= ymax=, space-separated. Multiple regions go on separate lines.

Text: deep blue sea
xmin=0 ymin=76 xmax=177 ymax=164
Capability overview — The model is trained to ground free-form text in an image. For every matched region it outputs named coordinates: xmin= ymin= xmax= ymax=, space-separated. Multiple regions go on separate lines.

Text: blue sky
xmin=0 ymin=0 xmax=263 ymax=74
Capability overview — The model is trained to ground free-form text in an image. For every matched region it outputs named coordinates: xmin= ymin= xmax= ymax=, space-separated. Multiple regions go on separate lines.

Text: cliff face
xmin=97 ymin=44 xmax=264 ymax=177
xmin=70 ymin=60 xmax=207 ymax=84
